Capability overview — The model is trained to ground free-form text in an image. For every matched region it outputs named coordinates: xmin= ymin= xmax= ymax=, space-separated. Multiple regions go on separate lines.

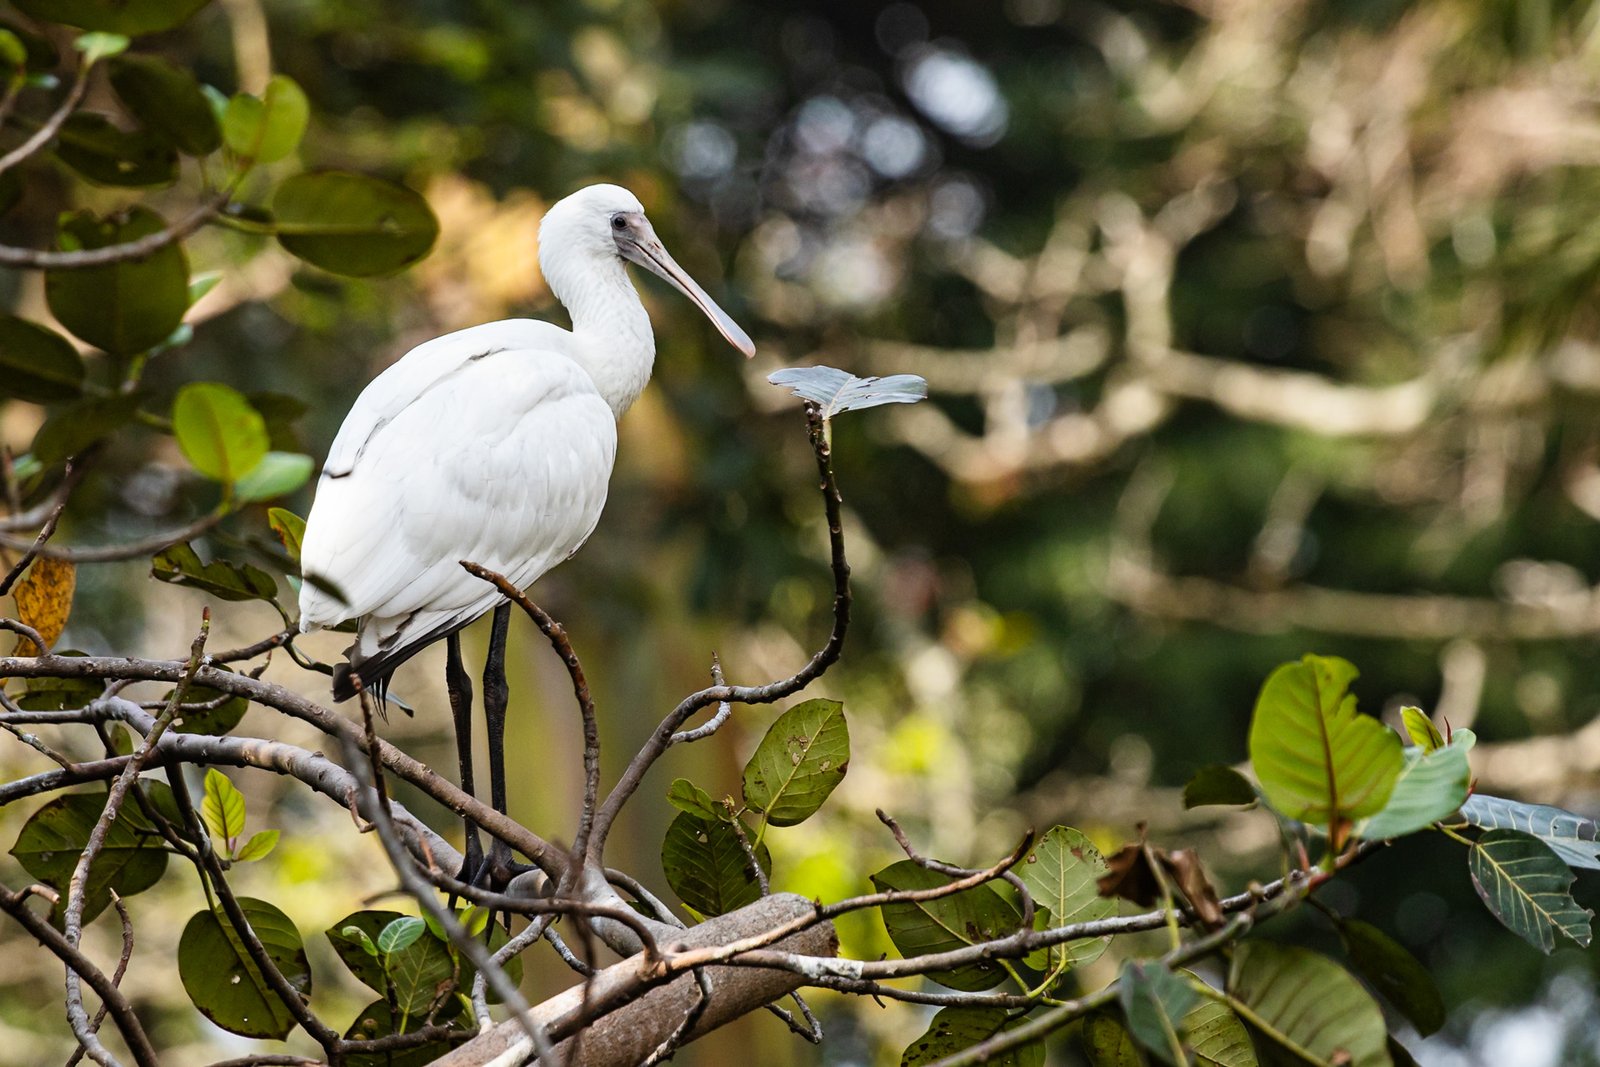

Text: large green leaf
xmin=1017 ymin=825 xmax=1115 ymax=972
xmin=1228 ymin=942 xmax=1390 ymax=1067
xmin=1359 ymin=740 xmax=1471 ymax=840
xmin=871 ymin=860 xmax=1021 ymax=991
xmin=901 ymin=1006 xmax=1044 ymax=1067
xmin=1337 ymin=919 xmax=1445 ymax=1036
xmin=1183 ymin=765 xmax=1257 ymax=809
xmin=1247 ymin=655 xmax=1403 ymax=828
xmin=1460 ymin=794 xmax=1600 ymax=870
xmin=1120 ymin=960 xmax=1200 ymax=1066
xmin=742 ymin=698 xmax=849 ymax=826
xmin=172 ymin=382 xmax=270 ymax=485
xmin=1468 ymin=829 xmax=1592 ymax=953
xmin=152 ymin=543 xmax=278 ymax=603
xmin=1081 ymin=1013 xmax=1143 ymax=1067
xmin=54 ymin=112 xmax=178 ymax=187
xmin=9 ymin=790 xmax=168 ymax=924
xmin=12 ymin=0 xmax=210 ymax=35
xmin=345 ymin=1000 xmax=460 ymax=1067
xmin=0 ymin=316 xmax=84 ymax=402
xmin=660 ymin=811 xmax=770 ymax=917
xmin=178 ymin=897 xmax=310 ymax=1039
xmin=223 ymin=75 xmax=308 ymax=163
xmin=108 ymin=54 xmax=220 ymax=155
xmin=273 ymin=171 xmax=440 ymax=277
xmin=45 ymin=207 xmax=188 ymax=356
xmin=170 ymin=677 xmax=248 ymax=736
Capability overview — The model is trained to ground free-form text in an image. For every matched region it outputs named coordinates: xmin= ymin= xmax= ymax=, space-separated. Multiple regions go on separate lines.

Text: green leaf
xmin=329 ymin=910 xmax=404 ymax=992
xmin=378 ymin=915 xmax=427 ymax=955
xmin=273 ymin=171 xmax=441 ymax=277
xmin=1081 ymin=1013 xmax=1143 ymax=1067
xmin=661 ymin=811 xmax=769 ymax=917
xmin=1182 ymin=764 xmax=1257 ymax=809
xmin=9 ymin=790 xmax=168 ymax=924
xmin=152 ymin=543 xmax=279 ymax=602
xmin=742 ymin=698 xmax=849 ymax=827
xmin=0 ymin=316 xmax=84 ymax=402
xmin=1181 ymin=994 xmax=1258 ymax=1066
xmin=172 ymin=382 xmax=270 ymax=485
xmin=901 ymin=1006 xmax=1044 ymax=1067
xmin=108 ymin=55 xmax=221 ymax=155
xmin=16 ymin=659 xmax=101 ymax=710
xmin=234 ymin=829 xmax=279 ymax=863
xmin=1120 ymin=960 xmax=1200 ymax=1067
xmin=201 ymin=767 xmax=246 ymax=843
xmin=54 ymin=111 xmax=178 ymax=187
xmin=1017 ymin=825 xmax=1115 ymax=972
xmin=45 ymin=207 xmax=188 ymax=355
xmin=1460 ymin=794 xmax=1600 ymax=870
xmin=871 ymin=859 xmax=1021 ymax=991
xmin=1337 ymin=918 xmax=1446 ymax=1036
xmin=188 ymin=270 xmax=224 ymax=306
xmin=1358 ymin=740 xmax=1471 ymax=840
xmin=73 ymin=32 xmax=129 ymax=64
xmin=1400 ymin=707 xmax=1443 ymax=752
xmin=268 ymin=508 xmax=306 ymax=565
xmin=341 ymin=925 xmax=379 ymax=957
xmin=1228 ymin=941 xmax=1390 ymax=1067
xmin=1468 ymin=828 xmax=1593 ymax=953
xmin=32 ymin=394 xmax=142 ymax=464
xmin=170 ymin=679 xmax=248 ymax=736
xmin=666 ymin=778 xmax=723 ymax=821
xmin=178 ymin=898 xmax=310 ymax=1039
xmin=0 ymin=29 xmax=26 ymax=68
xmin=14 ymin=0 xmax=210 ymax=36
xmin=234 ymin=451 xmax=313 ymax=502
xmin=767 ymin=366 xmax=929 ymax=417
xmin=222 ymin=75 xmax=308 ymax=163
xmin=1247 ymin=654 xmax=1404 ymax=828
xmin=344 ymin=1000 xmax=458 ymax=1067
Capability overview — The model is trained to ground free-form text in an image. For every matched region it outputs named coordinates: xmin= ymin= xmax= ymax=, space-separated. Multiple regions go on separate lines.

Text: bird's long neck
xmin=544 ymin=253 xmax=655 ymax=419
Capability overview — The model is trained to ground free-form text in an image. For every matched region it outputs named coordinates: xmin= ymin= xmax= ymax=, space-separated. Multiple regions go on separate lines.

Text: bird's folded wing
xmin=298 ymin=343 xmax=616 ymax=630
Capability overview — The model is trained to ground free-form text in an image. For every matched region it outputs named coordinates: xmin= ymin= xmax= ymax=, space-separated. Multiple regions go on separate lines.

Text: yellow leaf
xmin=12 ymin=556 xmax=75 ymax=652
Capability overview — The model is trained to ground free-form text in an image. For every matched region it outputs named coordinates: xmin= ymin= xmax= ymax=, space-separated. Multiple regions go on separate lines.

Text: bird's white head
xmin=538 ymin=183 xmax=755 ymax=358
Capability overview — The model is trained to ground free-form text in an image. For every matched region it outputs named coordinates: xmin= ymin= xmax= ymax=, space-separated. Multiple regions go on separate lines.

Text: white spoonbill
xmin=295 ymin=183 xmax=753 ymax=877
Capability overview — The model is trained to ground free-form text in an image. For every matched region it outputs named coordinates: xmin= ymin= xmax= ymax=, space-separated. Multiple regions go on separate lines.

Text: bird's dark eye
xmin=611 ymin=215 xmax=627 ymax=231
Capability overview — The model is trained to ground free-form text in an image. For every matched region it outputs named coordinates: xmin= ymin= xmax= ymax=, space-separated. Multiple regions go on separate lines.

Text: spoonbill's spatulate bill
xmin=297 ymin=183 xmax=754 ymax=700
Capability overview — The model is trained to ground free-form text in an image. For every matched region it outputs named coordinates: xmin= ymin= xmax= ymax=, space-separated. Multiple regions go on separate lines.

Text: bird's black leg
xmin=482 ymin=602 xmax=516 ymax=889
xmin=444 ymin=632 xmax=483 ymax=896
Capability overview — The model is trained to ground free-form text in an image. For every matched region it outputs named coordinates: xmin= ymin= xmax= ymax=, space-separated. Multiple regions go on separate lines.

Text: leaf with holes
xmin=1248 ymin=654 xmax=1403 ymax=829
xmin=178 ymin=898 xmax=310 ymax=1039
xmin=901 ymin=1006 xmax=1044 ymax=1067
xmin=1359 ymin=739 xmax=1471 ymax=840
xmin=1337 ymin=918 xmax=1445 ymax=1036
xmin=661 ymin=812 xmax=770 ymax=917
xmin=1228 ymin=941 xmax=1389 ymax=1067
xmin=1017 ymin=825 xmax=1115 ymax=973
xmin=45 ymin=207 xmax=188 ymax=356
xmin=767 ymin=366 xmax=928 ymax=418
xmin=1120 ymin=960 xmax=1200 ymax=1066
xmin=1460 ymin=794 xmax=1600 ymax=871
xmin=872 ymin=860 xmax=1021 ymax=991
xmin=12 ymin=556 xmax=75 ymax=651
xmin=1469 ymin=828 xmax=1592 ymax=952
xmin=201 ymin=768 xmax=246 ymax=844
xmin=9 ymin=790 xmax=168 ymax=924
xmin=742 ymin=698 xmax=849 ymax=827
xmin=153 ymin=543 xmax=278 ymax=603
xmin=0 ymin=316 xmax=84 ymax=402
xmin=274 ymin=171 xmax=440 ymax=277
xmin=1182 ymin=764 xmax=1257 ymax=809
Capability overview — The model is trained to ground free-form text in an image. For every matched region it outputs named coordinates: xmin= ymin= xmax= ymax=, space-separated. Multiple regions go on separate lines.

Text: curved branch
xmin=0 ymin=191 xmax=234 ymax=270
xmin=0 ymin=60 xmax=90 ymax=177
xmin=0 ymin=508 xmax=225 ymax=562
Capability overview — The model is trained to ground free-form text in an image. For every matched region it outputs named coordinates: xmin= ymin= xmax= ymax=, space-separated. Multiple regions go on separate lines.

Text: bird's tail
xmin=330 ymin=612 xmax=478 ymax=706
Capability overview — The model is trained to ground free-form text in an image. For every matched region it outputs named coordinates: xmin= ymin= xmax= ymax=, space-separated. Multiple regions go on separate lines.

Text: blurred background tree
xmin=5 ymin=0 xmax=1600 ymax=1064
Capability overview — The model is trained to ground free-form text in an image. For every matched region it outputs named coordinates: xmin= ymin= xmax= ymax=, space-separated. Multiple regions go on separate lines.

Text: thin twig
xmin=0 ymin=59 xmax=91 ymax=177
xmin=0 ymin=476 xmax=69 ymax=596
xmin=63 ymin=894 xmax=135 ymax=1067
xmin=670 ymin=655 xmax=731 ymax=744
xmin=0 ymin=508 xmax=226 ymax=562
xmin=638 ymin=967 xmax=713 ymax=1067
xmin=590 ymin=404 xmax=849 ymax=865
xmin=0 ymin=189 xmax=235 ymax=270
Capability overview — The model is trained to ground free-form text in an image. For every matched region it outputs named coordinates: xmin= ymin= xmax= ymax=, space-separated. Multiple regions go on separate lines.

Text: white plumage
xmin=296 ymin=184 xmax=753 ymax=700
